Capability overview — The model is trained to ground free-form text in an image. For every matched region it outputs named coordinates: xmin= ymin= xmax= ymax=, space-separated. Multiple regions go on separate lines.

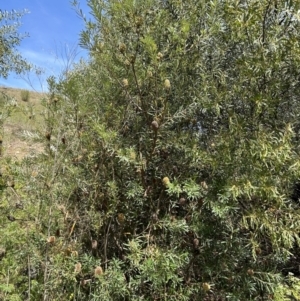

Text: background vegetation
xmin=1 ymin=0 xmax=300 ymax=300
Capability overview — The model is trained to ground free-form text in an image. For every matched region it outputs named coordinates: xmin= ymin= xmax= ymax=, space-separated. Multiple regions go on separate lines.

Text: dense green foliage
xmin=0 ymin=9 xmax=31 ymax=78
xmin=1 ymin=0 xmax=300 ymax=300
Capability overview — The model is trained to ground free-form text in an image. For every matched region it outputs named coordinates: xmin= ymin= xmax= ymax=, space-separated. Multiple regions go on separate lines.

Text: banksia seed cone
xmin=247 ymin=269 xmax=254 ymax=276
xmin=164 ymin=79 xmax=171 ymax=89
xmin=7 ymin=180 xmax=15 ymax=188
xmin=119 ymin=43 xmax=126 ymax=53
xmin=129 ymin=55 xmax=136 ymax=63
xmin=255 ymin=248 xmax=262 ymax=255
xmin=117 ymin=213 xmax=125 ymax=224
xmin=157 ymin=52 xmax=163 ymax=60
xmin=94 ymin=266 xmax=103 ymax=276
xmin=47 ymin=236 xmax=56 ymax=244
xmin=74 ymin=262 xmax=82 ymax=274
xmin=45 ymin=132 xmax=51 ymax=141
xmin=178 ymin=197 xmax=186 ymax=206
xmin=92 ymin=240 xmax=98 ymax=249
xmin=152 ymin=213 xmax=158 ymax=222
xmin=64 ymin=248 xmax=72 ymax=256
xmin=0 ymin=247 xmax=6 ymax=259
xmin=201 ymin=181 xmax=208 ymax=190
xmin=151 ymin=120 xmax=159 ymax=131
xmin=31 ymin=170 xmax=38 ymax=177
xmin=193 ymin=238 xmax=199 ymax=248
xmin=162 ymin=177 xmax=170 ymax=186
xmin=73 ymin=155 xmax=83 ymax=163
xmin=202 ymin=282 xmax=211 ymax=292
xmin=135 ymin=16 xmax=143 ymax=27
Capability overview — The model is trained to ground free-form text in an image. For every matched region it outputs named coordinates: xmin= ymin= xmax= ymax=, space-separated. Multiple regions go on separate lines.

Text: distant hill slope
xmin=0 ymin=86 xmax=45 ymax=159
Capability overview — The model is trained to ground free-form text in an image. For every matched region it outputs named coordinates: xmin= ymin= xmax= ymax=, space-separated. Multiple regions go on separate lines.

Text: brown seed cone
xmin=0 ymin=247 xmax=6 ymax=259
xmin=45 ymin=132 xmax=51 ymax=141
xmin=135 ymin=16 xmax=143 ymax=27
xmin=117 ymin=213 xmax=125 ymax=224
xmin=193 ymin=238 xmax=199 ymax=248
xmin=152 ymin=213 xmax=158 ymax=222
xmin=92 ymin=240 xmax=98 ymax=249
xmin=201 ymin=181 xmax=208 ymax=190
xmin=7 ymin=180 xmax=15 ymax=188
xmin=47 ymin=236 xmax=56 ymax=244
xmin=94 ymin=266 xmax=103 ymax=276
xmin=74 ymin=262 xmax=82 ymax=274
xmin=119 ymin=43 xmax=126 ymax=53
xmin=247 ymin=269 xmax=254 ymax=276
xmin=178 ymin=197 xmax=187 ymax=206
xmin=151 ymin=120 xmax=159 ymax=131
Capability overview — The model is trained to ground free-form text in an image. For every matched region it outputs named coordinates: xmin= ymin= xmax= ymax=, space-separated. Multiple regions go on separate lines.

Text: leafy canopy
xmin=0 ymin=9 xmax=31 ymax=78
xmin=1 ymin=0 xmax=300 ymax=300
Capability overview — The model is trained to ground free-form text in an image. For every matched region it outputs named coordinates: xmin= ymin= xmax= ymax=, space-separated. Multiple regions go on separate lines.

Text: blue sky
xmin=0 ymin=0 xmax=90 ymax=91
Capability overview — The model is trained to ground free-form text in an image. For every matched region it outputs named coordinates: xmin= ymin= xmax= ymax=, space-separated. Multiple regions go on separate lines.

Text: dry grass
xmin=0 ymin=86 xmax=46 ymax=160
xmin=0 ymin=86 xmax=42 ymax=102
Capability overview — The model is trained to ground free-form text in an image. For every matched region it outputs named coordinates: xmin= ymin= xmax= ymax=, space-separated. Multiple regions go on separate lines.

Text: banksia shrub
xmin=2 ymin=0 xmax=300 ymax=300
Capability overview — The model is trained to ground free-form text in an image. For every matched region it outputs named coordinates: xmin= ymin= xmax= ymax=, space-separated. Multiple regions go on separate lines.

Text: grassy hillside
xmin=0 ymin=86 xmax=45 ymax=159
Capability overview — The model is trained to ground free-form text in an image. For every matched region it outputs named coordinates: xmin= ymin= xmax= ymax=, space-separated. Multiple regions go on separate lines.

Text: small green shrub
xmin=20 ymin=90 xmax=30 ymax=102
